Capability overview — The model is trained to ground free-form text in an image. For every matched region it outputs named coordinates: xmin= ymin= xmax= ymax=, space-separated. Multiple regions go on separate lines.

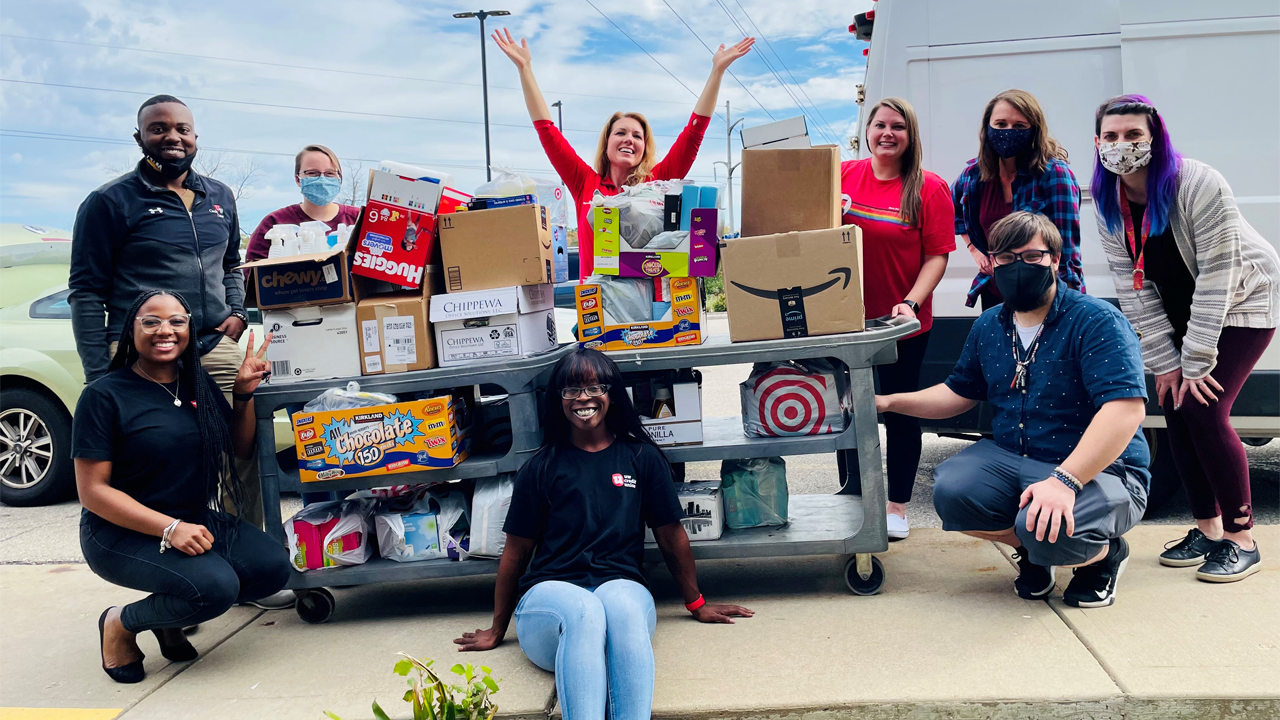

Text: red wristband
xmin=685 ymin=594 xmax=706 ymax=612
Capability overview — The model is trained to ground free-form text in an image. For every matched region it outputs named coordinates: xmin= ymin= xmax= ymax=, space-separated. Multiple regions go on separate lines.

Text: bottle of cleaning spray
xmin=265 ymin=225 xmax=287 ymax=259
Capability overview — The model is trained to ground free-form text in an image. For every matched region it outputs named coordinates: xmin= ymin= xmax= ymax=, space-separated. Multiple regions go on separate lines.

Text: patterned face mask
xmin=1097 ymin=141 xmax=1153 ymax=175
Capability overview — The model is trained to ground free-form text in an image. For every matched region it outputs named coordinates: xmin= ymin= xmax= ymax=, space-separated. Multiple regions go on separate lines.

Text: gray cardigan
xmin=1097 ymin=158 xmax=1279 ymax=380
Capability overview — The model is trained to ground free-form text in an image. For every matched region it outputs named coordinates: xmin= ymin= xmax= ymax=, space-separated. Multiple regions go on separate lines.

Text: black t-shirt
xmin=1125 ymin=200 xmax=1196 ymax=347
xmin=504 ymin=438 xmax=684 ymax=592
xmin=73 ymin=366 xmax=232 ymax=521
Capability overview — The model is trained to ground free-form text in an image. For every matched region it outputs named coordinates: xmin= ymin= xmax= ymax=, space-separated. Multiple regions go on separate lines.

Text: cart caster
xmin=294 ymin=588 xmax=335 ymax=624
xmin=844 ymin=554 xmax=885 ymax=596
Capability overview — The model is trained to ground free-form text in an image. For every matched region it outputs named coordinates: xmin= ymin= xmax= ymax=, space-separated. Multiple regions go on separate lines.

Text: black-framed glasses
xmin=560 ymin=384 xmax=610 ymax=400
xmin=136 ymin=314 xmax=191 ymax=334
xmin=300 ymin=170 xmax=341 ymax=179
xmin=992 ymin=249 xmax=1054 ymax=267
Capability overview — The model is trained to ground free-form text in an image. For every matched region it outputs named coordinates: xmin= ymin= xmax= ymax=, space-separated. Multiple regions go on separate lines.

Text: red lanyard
xmin=1118 ymin=197 xmax=1148 ymax=291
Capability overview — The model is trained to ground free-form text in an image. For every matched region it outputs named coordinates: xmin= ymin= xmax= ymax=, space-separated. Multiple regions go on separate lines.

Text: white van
xmin=851 ymin=0 xmax=1279 ymax=507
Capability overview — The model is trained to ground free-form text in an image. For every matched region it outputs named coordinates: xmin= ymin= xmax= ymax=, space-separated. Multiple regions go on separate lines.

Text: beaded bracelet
xmin=159 ymin=519 xmax=181 ymax=553
xmin=1052 ymin=467 xmax=1083 ymax=494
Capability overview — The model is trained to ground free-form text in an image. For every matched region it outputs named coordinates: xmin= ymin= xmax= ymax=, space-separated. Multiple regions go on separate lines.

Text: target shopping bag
xmin=740 ymin=359 xmax=850 ymax=438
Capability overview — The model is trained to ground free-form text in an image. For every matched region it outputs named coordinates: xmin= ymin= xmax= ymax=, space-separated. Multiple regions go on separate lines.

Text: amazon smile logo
xmin=730 ymin=268 xmax=852 ymax=300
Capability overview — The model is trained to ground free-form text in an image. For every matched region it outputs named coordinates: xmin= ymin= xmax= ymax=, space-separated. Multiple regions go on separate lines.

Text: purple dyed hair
xmin=1090 ymin=94 xmax=1182 ymax=236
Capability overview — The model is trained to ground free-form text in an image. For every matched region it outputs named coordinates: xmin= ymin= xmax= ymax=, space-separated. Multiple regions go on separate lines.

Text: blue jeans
xmin=514 ymin=579 xmax=657 ymax=720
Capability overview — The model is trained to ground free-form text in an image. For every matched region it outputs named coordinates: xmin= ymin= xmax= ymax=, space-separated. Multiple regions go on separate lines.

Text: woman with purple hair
xmin=1092 ymin=94 xmax=1279 ymax=583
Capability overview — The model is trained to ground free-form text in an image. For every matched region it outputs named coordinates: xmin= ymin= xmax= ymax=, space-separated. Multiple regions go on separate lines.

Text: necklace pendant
xmin=174 ymin=398 xmax=182 ymax=407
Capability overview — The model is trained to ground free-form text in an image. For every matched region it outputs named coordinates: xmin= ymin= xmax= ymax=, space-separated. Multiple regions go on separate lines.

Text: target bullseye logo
xmin=752 ymin=368 xmax=833 ymax=436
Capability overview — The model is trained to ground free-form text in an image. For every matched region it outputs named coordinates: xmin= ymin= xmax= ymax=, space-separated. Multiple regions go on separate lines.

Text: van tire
xmin=0 ymin=388 xmax=75 ymax=507
xmin=1143 ymin=428 xmax=1182 ymax=516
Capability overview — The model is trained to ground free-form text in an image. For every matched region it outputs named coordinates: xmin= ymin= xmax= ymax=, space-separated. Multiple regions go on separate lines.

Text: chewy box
xmin=240 ymin=247 xmax=351 ymax=311
xmin=576 ymin=276 xmax=705 ymax=351
xmin=592 ymin=207 xmax=717 ymax=279
xmin=293 ymin=397 xmax=468 ymax=483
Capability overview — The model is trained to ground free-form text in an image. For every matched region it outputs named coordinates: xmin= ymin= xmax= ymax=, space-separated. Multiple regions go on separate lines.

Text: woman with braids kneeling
xmin=74 ymin=290 xmax=290 ymax=683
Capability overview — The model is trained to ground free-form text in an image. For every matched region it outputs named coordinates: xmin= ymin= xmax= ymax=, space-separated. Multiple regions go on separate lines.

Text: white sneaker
xmin=242 ymin=590 xmax=297 ymax=610
xmin=887 ymin=513 xmax=910 ymax=540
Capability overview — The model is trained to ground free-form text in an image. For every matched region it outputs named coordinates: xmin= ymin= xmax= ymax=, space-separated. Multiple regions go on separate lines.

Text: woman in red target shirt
xmin=838 ymin=97 xmax=956 ymax=541
xmin=493 ymin=28 xmax=754 ymax=276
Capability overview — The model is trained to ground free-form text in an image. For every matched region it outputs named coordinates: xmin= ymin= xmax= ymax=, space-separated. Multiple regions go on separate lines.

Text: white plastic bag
xmin=588 ymin=184 xmax=666 ymax=248
xmin=473 ymin=167 xmax=568 ymax=226
xmin=469 ymin=476 xmax=514 ymax=558
xmin=303 ymin=381 xmax=397 ymax=413
xmin=373 ymin=487 xmax=470 ymax=563
xmin=588 ymin=275 xmax=654 ymax=324
xmin=283 ymin=498 xmax=377 ymax=572
xmin=740 ymin=359 xmax=849 ymax=437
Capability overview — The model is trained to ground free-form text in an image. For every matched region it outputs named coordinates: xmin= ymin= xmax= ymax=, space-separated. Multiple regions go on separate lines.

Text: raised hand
xmin=492 ymin=28 xmax=532 ymax=70
xmin=233 ymin=331 xmax=272 ymax=396
xmin=712 ymin=37 xmax=755 ymax=72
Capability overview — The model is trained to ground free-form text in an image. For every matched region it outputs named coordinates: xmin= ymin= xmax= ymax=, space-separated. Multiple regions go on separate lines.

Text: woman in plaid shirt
xmin=951 ymin=89 xmax=1085 ymax=309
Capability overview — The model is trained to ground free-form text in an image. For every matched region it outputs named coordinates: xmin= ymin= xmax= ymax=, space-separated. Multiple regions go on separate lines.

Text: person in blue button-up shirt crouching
xmin=877 ymin=211 xmax=1150 ymax=609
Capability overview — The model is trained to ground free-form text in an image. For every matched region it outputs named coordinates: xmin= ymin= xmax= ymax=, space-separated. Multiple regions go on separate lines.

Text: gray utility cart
xmin=253 ymin=317 xmax=918 ymax=623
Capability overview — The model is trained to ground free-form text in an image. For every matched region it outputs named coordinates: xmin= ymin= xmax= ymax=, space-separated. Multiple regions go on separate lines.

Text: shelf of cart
xmin=276 ymin=451 xmax=523 ymax=494
xmin=286 ymin=556 xmax=501 ymax=589
xmin=661 ymin=416 xmax=857 ymax=463
xmin=643 ymin=494 xmax=876 ymax=561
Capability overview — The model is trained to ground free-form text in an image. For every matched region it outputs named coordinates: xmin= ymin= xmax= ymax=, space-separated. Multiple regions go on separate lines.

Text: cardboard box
xmin=355 ymin=279 xmax=441 ymax=375
xmin=576 ymin=276 xmax=705 ymax=351
xmin=437 ymin=204 xmax=556 ymax=292
xmin=645 ymin=481 xmax=723 ymax=542
xmin=678 ymin=185 xmax=721 ymax=231
xmin=438 ymin=187 xmax=472 ymax=215
xmin=721 ymin=225 xmax=865 ymax=342
xmin=240 ymin=247 xmax=351 ymax=310
xmin=350 ymin=169 xmax=448 ymax=288
xmin=593 ymin=207 xmax=716 ymax=279
xmin=741 ymin=115 xmax=809 ymax=148
xmin=688 ymin=208 xmax=720 ymax=278
xmin=740 ymin=145 xmax=842 ymax=238
xmin=468 ymin=194 xmax=535 ymax=211
xmin=292 ymin=396 xmax=469 ymax=483
xmin=264 ymin=303 xmax=361 ymax=384
xmin=756 ymin=136 xmax=811 ymax=150
xmin=367 ymin=169 xmax=444 ymax=212
xmin=429 ymin=284 xmax=557 ymax=367
xmin=628 ymin=380 xmax=703 ymax=446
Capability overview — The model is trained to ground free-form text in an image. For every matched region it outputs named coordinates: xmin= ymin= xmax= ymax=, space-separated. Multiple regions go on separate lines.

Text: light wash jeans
xmin=514 ymin=578 xmax=657 ymax=720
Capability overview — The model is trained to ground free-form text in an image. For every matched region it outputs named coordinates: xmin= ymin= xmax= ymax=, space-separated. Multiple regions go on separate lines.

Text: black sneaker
xmin=1196 ymin=540 xmax=1262 ymax=583
xmin=1063 ymin=536 xmax=1129 ymax=608
xmin=1160 ymin=528 xmax=1224 ymax=567
xmin=1011 ymin=548 xmax=1055 ymax=599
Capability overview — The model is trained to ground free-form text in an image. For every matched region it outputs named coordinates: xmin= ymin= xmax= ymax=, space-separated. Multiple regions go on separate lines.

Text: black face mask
xmin=993 ymin=260 xmax=1055 ymax=312
xmin=986 ymin=127 xmax=1033 ymax=159
xmin=138 ymin=140 xmax=197 ymax=180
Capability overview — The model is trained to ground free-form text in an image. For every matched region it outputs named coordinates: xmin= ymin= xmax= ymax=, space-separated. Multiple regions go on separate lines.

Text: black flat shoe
xmin=1160 ymin=528 xmax=1223 ymax=568
xmin=1196 ymin=540 xmax=1262 ymax=583
xmin=99 ymin=608 xmax=145 ymax=684
xmin=152 ymin=628 xmax=199 ymax=662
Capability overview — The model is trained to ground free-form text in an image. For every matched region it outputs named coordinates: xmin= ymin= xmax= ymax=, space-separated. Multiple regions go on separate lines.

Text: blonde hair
xmin=594 ymin=112 xmax=658 ymax=186
xmin=294 ymin=144 xmax=343 ymax=178
xmin=977 ymin=89 xmax=1068 ymax=182
xmin=865 ymin=97 xmax=924 ymax=228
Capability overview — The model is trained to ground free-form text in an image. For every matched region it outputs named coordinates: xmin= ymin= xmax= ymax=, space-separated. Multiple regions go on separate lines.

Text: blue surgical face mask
xmin=300 ymin=175 xmax=341 ymax=206
xmin=986 ymin=127 xmax=1034 ymax=159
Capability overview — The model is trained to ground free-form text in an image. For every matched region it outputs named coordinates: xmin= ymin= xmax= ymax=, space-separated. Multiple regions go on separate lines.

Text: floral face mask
xmin=1097 ymin=141 xmax=1153 ymax=175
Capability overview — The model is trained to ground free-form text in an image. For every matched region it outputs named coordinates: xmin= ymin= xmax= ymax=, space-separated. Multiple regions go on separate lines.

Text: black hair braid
xmin=111 ymin=290 xmax=245 ymax=525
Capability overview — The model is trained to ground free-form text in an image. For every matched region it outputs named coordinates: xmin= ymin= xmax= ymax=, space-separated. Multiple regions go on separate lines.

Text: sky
xmin=0 ymin=0 xmax=871 ymax=235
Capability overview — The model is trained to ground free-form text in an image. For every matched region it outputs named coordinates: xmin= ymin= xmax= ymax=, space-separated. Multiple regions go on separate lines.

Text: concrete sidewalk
xmin=2 ymin=526 xmax=1276 ymax=720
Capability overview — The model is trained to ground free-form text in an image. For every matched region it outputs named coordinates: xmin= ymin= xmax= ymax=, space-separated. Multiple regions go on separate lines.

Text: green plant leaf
xmin=450 ymin=663 xmax=466 ymax=677
xmin=404 ymin=689 xmax=415 ymax=703
xmin=479 ymin=666 xmax=491 ymax=675
xmin=394 ymin=658 xmax=414 ymax=676
xmin=371 ymin=700 xmax=393 ymax=720
xmin=323 ymin=713 xmax=343 ymax=720
xmin=482 ymin=676 xmax=499 ymax=693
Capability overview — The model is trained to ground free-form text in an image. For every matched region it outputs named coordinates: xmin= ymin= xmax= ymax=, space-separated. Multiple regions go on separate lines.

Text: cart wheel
xmin=295 ymin=588 xmax=335 ymax=624
xmin=844 ymin=554 xmax=885 ymax=596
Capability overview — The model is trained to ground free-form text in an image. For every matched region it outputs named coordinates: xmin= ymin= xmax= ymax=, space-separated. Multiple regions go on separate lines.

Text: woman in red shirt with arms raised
xmin=838 ymin=97 xmax=956 ymax=541
xmin=493 ymin=29 xmax=754 ymax=276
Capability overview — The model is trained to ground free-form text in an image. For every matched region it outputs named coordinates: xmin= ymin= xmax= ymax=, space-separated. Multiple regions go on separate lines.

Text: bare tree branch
xmin=343 ymin=160 xmax=366 ymax=206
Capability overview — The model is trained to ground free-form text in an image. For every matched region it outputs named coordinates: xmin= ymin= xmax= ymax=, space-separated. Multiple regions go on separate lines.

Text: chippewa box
xmin=293 ymin=397 xmax=469 ymax=483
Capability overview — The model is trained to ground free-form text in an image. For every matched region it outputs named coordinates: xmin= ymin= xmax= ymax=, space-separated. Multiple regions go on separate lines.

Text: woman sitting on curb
xmin=75 ymin=290 xmax=290 ymax=683
xmin=455 ymin=348 xmax=752 ymax=719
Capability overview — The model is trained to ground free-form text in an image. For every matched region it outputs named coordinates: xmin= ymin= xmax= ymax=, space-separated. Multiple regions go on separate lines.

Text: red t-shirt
xmin=244 ymin=203 xmax=362 ymax=267
xmin=534 ymin=113 xmax=710 ymax=277
xmin=840 ymin=158 xmax=957 ymax=335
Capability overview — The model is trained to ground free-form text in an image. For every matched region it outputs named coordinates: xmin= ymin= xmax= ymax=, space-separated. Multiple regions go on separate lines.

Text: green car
xmin=0 ymin=223 xmax=292 ymax=506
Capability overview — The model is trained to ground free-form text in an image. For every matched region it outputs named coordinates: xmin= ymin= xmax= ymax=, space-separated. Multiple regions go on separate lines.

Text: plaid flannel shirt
xmin=951 ymin=157 xmax=1085 ymax=307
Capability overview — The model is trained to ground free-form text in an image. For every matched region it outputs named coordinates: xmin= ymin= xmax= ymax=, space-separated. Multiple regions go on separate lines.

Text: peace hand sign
xmin=233 ymin=330 xmax=273 ymax=396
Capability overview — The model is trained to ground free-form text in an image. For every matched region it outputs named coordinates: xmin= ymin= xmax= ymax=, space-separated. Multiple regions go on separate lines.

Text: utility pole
xmin=713 ymin=100 xmax=744 ymax=234
xmin=551 ymin=100 xmax=563 ymax=131
xmin=454 ymin=9 xmax=511 ymax=181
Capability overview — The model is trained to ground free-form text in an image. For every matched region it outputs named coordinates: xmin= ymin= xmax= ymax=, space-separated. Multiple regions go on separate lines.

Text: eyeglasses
xmin=992 ymin=249 xmax=1054 ymax=267
xmin=136 ymin=315 xmax=191 ymax=333
xmin=560 ymin=384 xmax=609 ymax=400
xmin=300 ymin=170 xmax=341 ymax=179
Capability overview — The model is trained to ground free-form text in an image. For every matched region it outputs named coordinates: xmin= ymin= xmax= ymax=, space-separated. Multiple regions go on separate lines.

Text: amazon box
xmin=437 ymin=204 xmax=556 ymax=293
xmin=721 ymin=225 xmax=864 ymax=342
xmin=740 ymin=145 xmax=841 ymax=237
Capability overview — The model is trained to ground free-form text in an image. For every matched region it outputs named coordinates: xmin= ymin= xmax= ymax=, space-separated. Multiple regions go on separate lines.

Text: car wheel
xmin=0 ymin=388 xmax=74 ymax=506
xmin=1143 ymin=427 xmax=1182 ymax=517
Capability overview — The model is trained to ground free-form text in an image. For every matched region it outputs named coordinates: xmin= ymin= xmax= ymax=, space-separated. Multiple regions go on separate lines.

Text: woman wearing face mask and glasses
xmin=951 ymin=89 xmax=1085 ymax=310
xmin=244 ymin=144 xmax=360 ymax=265
xmin=1092 ymin=94 xmax=1279 ymax=583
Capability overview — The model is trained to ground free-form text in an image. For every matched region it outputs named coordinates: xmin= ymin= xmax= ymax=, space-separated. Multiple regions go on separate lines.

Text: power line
xmin=658 ymin=0 xmax=775 ymax=122
xmin=0 ymin=32 xmax=696 ymax=108
xmin=0 ymin=78 xmax=724 ymax=141
xmin=731 ymin=0 xmax=847 ymax=149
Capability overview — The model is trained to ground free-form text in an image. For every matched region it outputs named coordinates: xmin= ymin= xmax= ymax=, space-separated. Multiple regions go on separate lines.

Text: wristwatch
xmin=902 ymin=299 xmax=920 ymax=314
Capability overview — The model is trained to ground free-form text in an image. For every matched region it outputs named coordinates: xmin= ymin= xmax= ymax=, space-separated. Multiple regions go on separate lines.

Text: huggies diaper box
xmin=292 ymin=396 xmax=469 ymax=483
xmin=350 ymin=170 xmax=447 ymax=288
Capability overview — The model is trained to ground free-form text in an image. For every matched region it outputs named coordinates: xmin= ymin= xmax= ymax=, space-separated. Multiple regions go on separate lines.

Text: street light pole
xmin=713 ymin=100 xmax=744 ymax=234
xmin=551 ymin=100 xmax=563 ymax=131
xmin=454 ymin=9 xmax=511 ymax=182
